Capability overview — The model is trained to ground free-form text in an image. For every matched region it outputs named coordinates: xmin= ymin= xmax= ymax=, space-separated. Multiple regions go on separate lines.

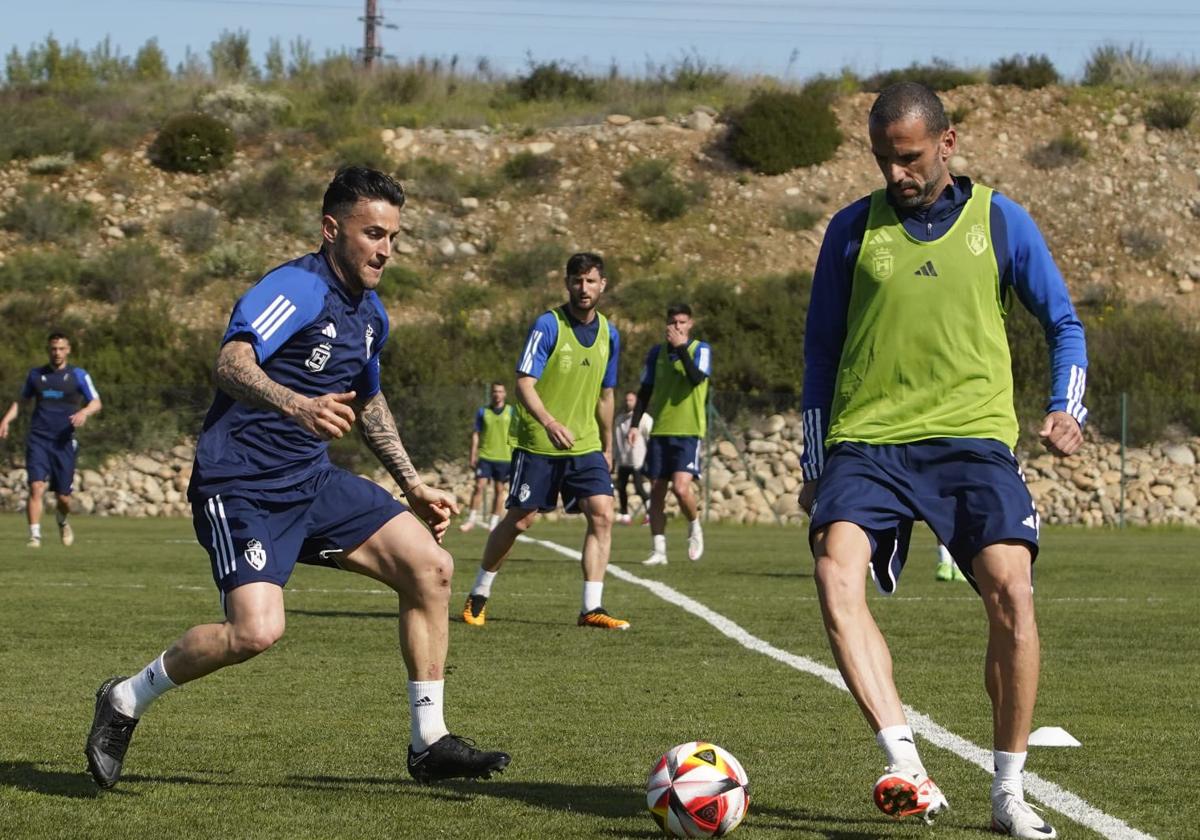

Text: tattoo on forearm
xmin=215 ymin=344 xmax=301 ymax=416
xmin=358 ymin=392 xmax=421 ymax=491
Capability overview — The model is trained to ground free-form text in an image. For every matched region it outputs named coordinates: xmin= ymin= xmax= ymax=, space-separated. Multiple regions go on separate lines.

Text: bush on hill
xmin=0 ymin=186 xmax=93 ymax=243
xmin=149 ymin=112 xmax=235 ymax=174
xmin=989 ymin=54 xmax=1059 ymax=89
xmin=512 ymin=61 xmax=597 ymax=101
xmin=618 ymin=158 xmax=703 ymax=222
xmin=1144 ymin=91 xmax=1196 ymax=130
xmin=726 ymin=89 xmax=842 ymax=175
xmin=1027 ymin=132 xmax=1088 ymax=170
xmin=861 ymin=59 xmax=982 ymax=92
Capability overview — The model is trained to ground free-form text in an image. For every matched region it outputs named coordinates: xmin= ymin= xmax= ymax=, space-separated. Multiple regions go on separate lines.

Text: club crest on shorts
xmin=966 ymin=223 xmax=988 ymax=256
xmin=244 ymin=538 xmax=268 ymax=571
xmin=305 ymin=342 xmax=332 ymax=372
xmin=518 ymin=483 xmax=531 ymax=503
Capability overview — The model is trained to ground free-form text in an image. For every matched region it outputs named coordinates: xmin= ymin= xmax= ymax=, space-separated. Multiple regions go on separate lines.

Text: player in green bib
xmin=460 ymin=382 xmax=515 ymax=533
xmin=631 ymin=304 xmax=712 ymax=566
xmin=463 ymin=253 xmax=629 ymax=630
xmin=800 ymin=84 xmax=1087 ymax=839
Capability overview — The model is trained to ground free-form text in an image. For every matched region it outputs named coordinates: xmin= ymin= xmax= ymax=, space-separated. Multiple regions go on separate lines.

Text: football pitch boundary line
xmin=516 ymin=534 xmax=1156 ymax=840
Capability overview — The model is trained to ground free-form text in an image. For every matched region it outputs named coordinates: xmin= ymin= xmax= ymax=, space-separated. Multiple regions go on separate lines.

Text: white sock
xmin=471 ymin=568 xmax=497 ymax=597
xmin=488 ymin=513 xmax=500 ymax=529
xmin=876 ymin=725 xmax=923 ymax=772
xmin=583 ymin=580 xmax=604 ymax=612
xmin=652 ymin=534 xmax=666 ymax=555
xmin=992 ymin=750 xmax=1027 ymax=799
xmin=937 ymin=544 xmax=953 ymax=564
xmin=408 ymin=680 xmax=449 ymax=752
xmin=111 ymin=652 xmax=178 ymax=718
xmin=688 ymin=519 xmax=702 ymax=537
xmin=30 ymin=523 xmax=41 ymax=540
xmin=467 ymin=509 xmax=479 ymax=524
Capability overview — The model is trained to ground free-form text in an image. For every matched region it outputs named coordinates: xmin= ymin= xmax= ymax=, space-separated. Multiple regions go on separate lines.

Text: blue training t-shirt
xmin=188 ymin=251 xmax=389 ymax=500
xmin=21 ymin=365 xmax=99 ymax=444
xmin=515 ymin=306 xmax=620 ymax=388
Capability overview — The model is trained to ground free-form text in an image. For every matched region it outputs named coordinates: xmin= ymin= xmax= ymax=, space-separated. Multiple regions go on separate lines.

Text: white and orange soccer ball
xmin=646 ymin=741 xmax=750 ymax=837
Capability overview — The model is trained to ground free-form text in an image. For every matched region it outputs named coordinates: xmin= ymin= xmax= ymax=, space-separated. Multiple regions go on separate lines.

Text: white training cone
xmin=1028 ymin=726 xmax=1081 ymax=747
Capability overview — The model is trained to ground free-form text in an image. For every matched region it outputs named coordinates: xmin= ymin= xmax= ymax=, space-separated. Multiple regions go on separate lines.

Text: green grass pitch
xmin=0 ymin=513 xmax=1193 ymax=839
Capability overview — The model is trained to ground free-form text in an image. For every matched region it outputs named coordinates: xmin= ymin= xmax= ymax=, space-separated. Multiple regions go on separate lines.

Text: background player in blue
xmin=460 ymin=381 xmax=514 ymax=533
xmin=84 ymin=167 xmax=509 ymax=790
xmin=632 ymin=303 xmax=712 ymax=566
xmin=799 ymin=84 xmax=1086 ymax=839
xmin=462 ymin=252 xmax=630 ymax=630
xmin=0 ymin=332 xmax=102 ymax=549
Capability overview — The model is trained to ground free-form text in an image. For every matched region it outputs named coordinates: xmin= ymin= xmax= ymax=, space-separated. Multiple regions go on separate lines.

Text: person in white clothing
xmin=613 ymin=390 xmax=652 ymax=524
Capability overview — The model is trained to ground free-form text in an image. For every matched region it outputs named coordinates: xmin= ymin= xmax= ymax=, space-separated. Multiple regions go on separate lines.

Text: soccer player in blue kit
xmin=800 ymin=84 xmax=1086 ymax=838
xmin=85 ymin=167 xmax=509 ymax=789
xmin=1 ymin=333 xmax=102 ymax=548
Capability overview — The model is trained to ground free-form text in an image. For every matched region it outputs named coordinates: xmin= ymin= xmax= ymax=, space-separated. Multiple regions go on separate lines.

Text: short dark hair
xmin=666 ymin=303 xmax=692 ymax=319
xmin=869 ymin=82 xmax=949 ymax=135
xmin=47 ymin=332 xmax=69 ymax=344
xmin=322 ymin=166 xmax=406 ymax=219
xmin=565 ymin=252 xmax=605 ymax=278
xmin=490 ymin=381 xmax=506 ymax=389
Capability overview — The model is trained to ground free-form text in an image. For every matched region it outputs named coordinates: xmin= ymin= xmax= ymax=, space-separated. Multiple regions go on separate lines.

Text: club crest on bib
xmin=966 ymin=223 xmax=988 ymax=256
xmin=872 ymin=247 xmax=894 ymax=279
xmin=305 ymin=342 xmax=332 ymax=372
xmin=244 ymin=538 xmax=268 ymax=571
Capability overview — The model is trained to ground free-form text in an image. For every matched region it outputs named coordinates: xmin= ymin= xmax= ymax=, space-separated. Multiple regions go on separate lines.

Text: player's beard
xmin=893 ymin=159 xmax=947 ymax=209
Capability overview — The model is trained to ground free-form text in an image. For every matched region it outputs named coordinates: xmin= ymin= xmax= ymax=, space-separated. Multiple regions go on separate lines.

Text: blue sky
xmin=5 ymin=0 xmax=1200 ymax=79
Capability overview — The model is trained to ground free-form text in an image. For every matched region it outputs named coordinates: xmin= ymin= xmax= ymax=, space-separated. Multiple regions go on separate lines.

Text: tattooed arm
xmin=357 ymin=390 xmax=460 ymax=540
xmin=214 ymin=340 xmax=357 ymax=439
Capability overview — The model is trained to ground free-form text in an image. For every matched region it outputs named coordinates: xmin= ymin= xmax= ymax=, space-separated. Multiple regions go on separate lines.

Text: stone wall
xmin=2 ymin=416 xmax=1197 ymax=527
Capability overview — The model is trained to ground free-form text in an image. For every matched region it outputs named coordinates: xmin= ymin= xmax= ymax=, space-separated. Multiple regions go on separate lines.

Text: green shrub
xmin=1144 ymin=91 xmax=1196 ymax=130
xmin=375 ymin=264 xmax=430 ymax=304
xmin=0 ymin=186 xmax=93 ymax=242
xmin=726 ymin=89 xmax=843 ymax=175
xmin=512 ymin=62 xmax=596 ymax=101
xmin=79 ymin=241 xmax=172 ymax=304
xmin=0 ymin=249 xmax=83 ymax=293
xmin=218 ymin=160 xmax=322 ymax=220
xmin=202 ymin=241 xmax=267 ymax=282
xmin=1083 ymin=43 xmax=1153 ymax=87
xmin=148 ymin=112 xmax=235 ymax=174
xmin=862 ymin=59 xmax=982 ymax=92
xmin=395 ymin=157 xmax=462 ymax=206
xmin=199 ymin=84 xmax=290 ymax=136
xmin=1119 ymin=227 xmax=1165 ymax=259
xmin=989 ymin=54 xmax=1059 ymax=89
xmin=1027 ymin=132 xmax=1088 ymax=170
xmin=161 ymin=207 xmax=221 ymax=254
xmin=373 ymin=67 xmax=427 ymax=105
xmin=329 ymin=134 xmax=391 ymax=171
xmin=26 ymin=153 xmax=75 ymax=175
xmin=492 ymin=241 xmax=567 ymax=287
xmin=780 ymin=204 xmax=822 ymax=231
xmin=0 ymin=98 xmax=101 ymax=162
xmin=657 ymin=52 xmax=727 ymax=92
xmin=617 ymin=158 xmax=702 ymax=222
xmin=500 ymin=151 xmax=562 ymax=185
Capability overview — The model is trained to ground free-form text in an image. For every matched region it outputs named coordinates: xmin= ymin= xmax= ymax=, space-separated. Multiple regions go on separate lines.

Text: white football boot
xmin=991 ymin=788 xmax=1057 ymax=838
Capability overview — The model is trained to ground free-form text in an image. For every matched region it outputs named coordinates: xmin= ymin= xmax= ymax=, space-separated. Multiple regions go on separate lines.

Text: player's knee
xmin=671 ymin=477 xmax=691 ymax=499
xmin=230 ymin=619 xmax=284 ymax=659
xmin=589 ymin=505 xmax=614 ymax=531
xmin=813 ymin=555 xmax=858 ymax=606
xmin=510 ymin=510 xmax=537 ymax=533
xmin=404 ymin=545 xmax=453 ymax=602
xmin=983 ymin=578 xmax=1036 ymax=625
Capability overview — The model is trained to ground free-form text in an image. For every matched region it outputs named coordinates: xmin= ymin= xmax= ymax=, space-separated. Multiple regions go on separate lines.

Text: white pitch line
xmin=516 ymin=534 xmax=1156 ymax=840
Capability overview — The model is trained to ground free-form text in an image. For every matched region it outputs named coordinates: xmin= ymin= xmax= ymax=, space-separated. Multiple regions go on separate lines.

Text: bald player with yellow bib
xmin=800 ymin=83 xmax=1087 ymax=839
xmin=463 ymin=253 xmax=629 ymax=630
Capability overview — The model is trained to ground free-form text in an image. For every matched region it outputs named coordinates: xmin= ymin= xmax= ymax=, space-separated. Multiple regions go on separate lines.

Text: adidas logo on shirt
xmin=914 ymin=260 xmax=938 ymax=277
xmin=321 ymin=323 xmax=337 ymax=339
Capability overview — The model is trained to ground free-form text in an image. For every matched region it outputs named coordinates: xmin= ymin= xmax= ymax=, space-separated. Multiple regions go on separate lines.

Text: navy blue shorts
xmin=191 ymin=467 xmax=407 ymax=594
xmin=643 ymin=435 xmax=703 ymax=479
xmin=507 ymin=449 xmax=613 ymax=513
xmin=475 ymin=457 xmax=512 ymax=482
xmin=808 ymin=439 xmax=1039 ymax=595
xmin=26 ymin=437 xmax=77 ymax=494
